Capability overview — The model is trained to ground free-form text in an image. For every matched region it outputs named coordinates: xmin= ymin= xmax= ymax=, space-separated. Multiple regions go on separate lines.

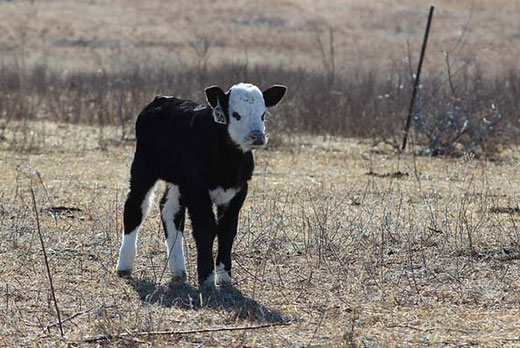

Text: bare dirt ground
xmin=0 ymin=122 xmax=519 ymax=347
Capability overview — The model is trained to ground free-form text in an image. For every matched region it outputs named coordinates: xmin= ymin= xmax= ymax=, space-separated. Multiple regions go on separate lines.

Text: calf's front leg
xmin=215 ymin=184 xmax=247 ymax=285
xmin=186 ymin=191 xmax=218 ymax=287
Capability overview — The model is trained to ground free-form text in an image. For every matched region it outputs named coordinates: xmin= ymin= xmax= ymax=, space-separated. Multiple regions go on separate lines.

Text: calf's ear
xmin=205 ymin=86 xmax=226 ymax=109
xmin=263 ymin=85 xmax=287 ymax=108
xmin=204 ymin=86 xmax=228 ymax=125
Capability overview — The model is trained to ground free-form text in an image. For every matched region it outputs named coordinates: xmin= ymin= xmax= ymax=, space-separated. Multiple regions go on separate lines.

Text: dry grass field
xmin=1 ymin=0 xmax=520 ymax=347
xmin=1 ymin=0 xmax=520 ymax=73
xmin=1 ymin=122 xmax=520 ymax=347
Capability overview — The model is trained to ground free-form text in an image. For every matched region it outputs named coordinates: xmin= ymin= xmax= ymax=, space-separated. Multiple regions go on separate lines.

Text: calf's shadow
xmin=125 ymin=277 xmax=287 ymax=324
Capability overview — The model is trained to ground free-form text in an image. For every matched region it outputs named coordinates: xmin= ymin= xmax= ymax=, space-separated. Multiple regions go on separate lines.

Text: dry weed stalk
xmin=82 ymin=322 xmax=291 ymax=344
xmin=30 ymin=187 xmax=64 ymax=337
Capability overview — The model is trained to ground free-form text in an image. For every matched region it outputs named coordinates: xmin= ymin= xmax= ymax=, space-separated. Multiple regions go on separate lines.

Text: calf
xmin=116 ymin=83 xmax=287 ymax=286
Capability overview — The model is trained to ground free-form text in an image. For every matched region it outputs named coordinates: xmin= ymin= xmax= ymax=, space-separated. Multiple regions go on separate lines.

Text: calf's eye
xmin=232 ymin=112 xmax=241 ymax=120
xmin=261 ymin=112 xmax=266 ymax=121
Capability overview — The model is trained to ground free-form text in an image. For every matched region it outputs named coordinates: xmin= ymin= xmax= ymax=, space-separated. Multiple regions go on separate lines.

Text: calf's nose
xmin=250 ymin=131 xmax=267 ymax=145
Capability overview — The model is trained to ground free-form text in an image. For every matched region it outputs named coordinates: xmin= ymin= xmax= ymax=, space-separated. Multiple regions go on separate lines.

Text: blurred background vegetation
xmin=1 ymin=0 xmax=519 ymax=155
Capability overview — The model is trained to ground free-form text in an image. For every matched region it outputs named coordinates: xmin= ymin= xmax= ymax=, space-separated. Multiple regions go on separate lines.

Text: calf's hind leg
xmin=116 ymin=163 xmax=156 ymax=275
xmin=160 ymin=184 xmax=187 ymax=281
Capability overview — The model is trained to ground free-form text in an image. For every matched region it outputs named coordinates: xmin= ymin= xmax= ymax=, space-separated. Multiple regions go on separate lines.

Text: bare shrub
xmin=413 ymin=63 xmax=512 ymax=156
xmin=0 ymin=59 xmax=518 ymax=153
xmin=415 ymin=96 xmax=502 ymax=156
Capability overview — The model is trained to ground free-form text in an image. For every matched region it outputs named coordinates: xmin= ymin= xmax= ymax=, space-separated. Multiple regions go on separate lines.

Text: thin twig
xmin=406 ymin=39 xmax=414 ymax=83
xmin=30 ymin=187 xmax=64 ymax=337
xmin=445 ymin=52 xmax=458 ymax=99
xmin=36 ymin=171 xmax=58 ymax=225
xmin=447 ymin=1 xmax=474 ymax=54
xmin=82 ymin=322 xmax=291 ymax=343
xmin=43 ymin=305 xmax=113 ymax=331
xmin=307 ymin=313 xmax=326 ymax=348
xmin=389 ymin=324 xmax=479 ymax=334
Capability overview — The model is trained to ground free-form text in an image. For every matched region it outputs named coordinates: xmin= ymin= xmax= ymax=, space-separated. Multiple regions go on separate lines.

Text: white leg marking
xmin=215 ymin=262 xmax=232 ymax=285
xmin=117 ymin=229 xmax=138 ymax=272
xmin=166 ymin=231 xmax=186 ymax=278
xmin=116 ymin=185 xmax=155 ymax=273
xmin=162 ymin=184 xmax=186 ymax=278
xmin=141 ymin=187 xmax=155 ymax=217
xmin=209 ymin=187 xmax=240 ymax=206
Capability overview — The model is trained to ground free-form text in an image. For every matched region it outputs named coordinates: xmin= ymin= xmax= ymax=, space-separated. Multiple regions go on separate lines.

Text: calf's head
xmin=205 ymin=83 xmax=287 ymax=151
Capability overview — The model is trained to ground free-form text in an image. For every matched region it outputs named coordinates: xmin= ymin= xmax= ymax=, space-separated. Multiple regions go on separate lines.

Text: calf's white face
xmin=228 ymin=84 xmax=267 ymax=151
xmin=205 ymin=83 xmax=287 ymax=152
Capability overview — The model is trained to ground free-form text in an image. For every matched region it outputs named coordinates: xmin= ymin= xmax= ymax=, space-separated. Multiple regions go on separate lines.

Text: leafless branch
xmin=30 ymin=187 xmax=64 ymax=337
xmin=43 ymin=305 xmax=114 ymax=331
xmin=81 ymin=322 xmax=291 ymax=344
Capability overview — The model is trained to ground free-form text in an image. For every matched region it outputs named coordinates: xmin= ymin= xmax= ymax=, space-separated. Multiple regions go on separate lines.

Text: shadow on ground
xmin=125 ymin=277 xmax=288 ymax=323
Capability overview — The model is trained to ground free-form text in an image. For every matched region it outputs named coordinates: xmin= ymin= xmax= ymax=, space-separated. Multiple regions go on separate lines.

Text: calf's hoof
xmin=171 ymin=271 xmax=187 ymax=284
xmin=215 ymin=264 xmax=232 ymax=286
xmin=117 ymin=269 xmax=133 ymax=278
xmin=199 ymin=272 xmax=215 ymax=289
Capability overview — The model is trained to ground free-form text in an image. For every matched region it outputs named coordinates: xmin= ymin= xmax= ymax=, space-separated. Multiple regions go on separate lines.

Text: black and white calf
xmin=116 ymin=83 xmax=287 ymax=286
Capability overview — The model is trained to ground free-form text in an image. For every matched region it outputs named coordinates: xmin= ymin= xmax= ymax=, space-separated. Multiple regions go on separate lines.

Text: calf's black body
xmin=117 ymin=83 xmax=287 ymax=286
xmin=124 ymin=96 xmax=253 ymax=283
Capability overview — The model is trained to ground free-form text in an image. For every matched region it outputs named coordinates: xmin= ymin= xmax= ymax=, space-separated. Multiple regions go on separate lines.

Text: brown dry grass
xmin=1 ymin=122 xmax=519 ymax=347
xmin=1 ymin=1 xmax=520 ymax=347
xmin=1 ymin=0 xmax=519 ymax=73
